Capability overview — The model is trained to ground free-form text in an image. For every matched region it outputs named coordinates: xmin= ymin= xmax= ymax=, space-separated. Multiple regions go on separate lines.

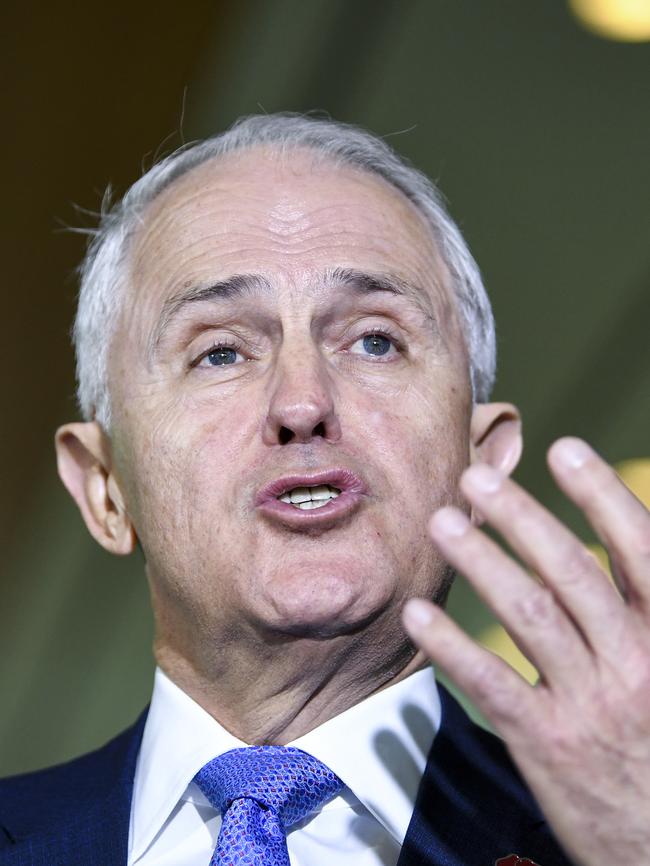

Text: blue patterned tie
xmin=194 ymin=745 xmax=344 ymax=865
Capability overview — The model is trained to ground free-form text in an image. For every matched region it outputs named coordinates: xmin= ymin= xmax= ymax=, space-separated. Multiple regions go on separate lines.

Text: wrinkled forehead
xmin=122 ymin=146 xmax=456 ymax=329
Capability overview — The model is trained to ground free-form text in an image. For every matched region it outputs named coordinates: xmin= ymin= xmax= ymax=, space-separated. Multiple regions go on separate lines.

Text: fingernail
xmin=431 ymin=507 xmax=469 ymax=537
xmin=403 ymin=598 xmax=435 ymax=629
xmin=553 ymin=437 xmax=592 ymax=469
xmin=463 ymin=463 xmax=503 ymax=494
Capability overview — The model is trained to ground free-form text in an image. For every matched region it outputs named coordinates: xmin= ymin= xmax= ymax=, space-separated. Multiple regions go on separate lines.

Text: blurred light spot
xmin=478 ymin=622 xmax=539 ymax=684
xmin=569 ymin=0 xmax=650 ymax=41
xmin=479 ymin=457 xmax=649 ymax=681
xmin=615 ymin=457 xmax=650 ymax=502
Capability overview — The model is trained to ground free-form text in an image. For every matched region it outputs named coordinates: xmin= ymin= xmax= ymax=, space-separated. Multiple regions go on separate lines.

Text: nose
xmin=262 ymin=348 xmax=342 ymax=446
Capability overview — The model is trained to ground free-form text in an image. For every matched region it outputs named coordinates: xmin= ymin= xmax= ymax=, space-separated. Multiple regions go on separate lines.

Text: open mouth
xmin=255 ymin=469 xmax=366 ymax=527
xmin=276 ymin=484 xmax=341 ymax=510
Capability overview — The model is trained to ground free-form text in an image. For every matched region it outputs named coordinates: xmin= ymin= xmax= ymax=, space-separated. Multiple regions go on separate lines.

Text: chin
xmin=259 ymin=569 xmax=391 ymax=639
xmin=265 ymin=609 xmax=381 ymax=640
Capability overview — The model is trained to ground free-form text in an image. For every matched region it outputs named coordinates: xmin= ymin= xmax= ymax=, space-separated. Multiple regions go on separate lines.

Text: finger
xmin=459 ymin=463 xmax=625 ymax=656
xmin=548 ymin=438 xmax=650 ymax=610
xmin=402 ymin=598 xmax=535 ymax=734
xmin=427 ymin=507 xmax=593 ymax=690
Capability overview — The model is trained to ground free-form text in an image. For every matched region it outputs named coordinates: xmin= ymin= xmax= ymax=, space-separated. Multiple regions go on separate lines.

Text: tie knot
xmin=194 ymin=745 xmax=343 ymax=831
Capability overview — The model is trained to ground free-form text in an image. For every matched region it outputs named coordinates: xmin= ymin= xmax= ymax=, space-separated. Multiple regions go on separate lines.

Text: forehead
xmin=125 ymin=146 xmax=452 ymax=317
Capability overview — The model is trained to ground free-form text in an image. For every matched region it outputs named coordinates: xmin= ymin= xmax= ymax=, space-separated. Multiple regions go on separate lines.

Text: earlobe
xmin=469 ymin=402 xmax=523 ymax=476
xmin=55 ymin=421 xmax=136 ymax=555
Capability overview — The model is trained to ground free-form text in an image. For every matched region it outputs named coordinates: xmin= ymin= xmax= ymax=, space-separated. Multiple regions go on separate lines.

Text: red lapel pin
xmin=495 ymin=856 xmax=541 ymax=866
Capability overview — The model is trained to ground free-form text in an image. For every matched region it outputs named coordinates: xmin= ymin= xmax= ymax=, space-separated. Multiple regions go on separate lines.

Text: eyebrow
xmin=330 ymin=267 xmax=437 ymax=321
xmin=152 ymin=273 xmax=272 ymax=347
xmin=151 ymin=266 xmax=436 ymax=352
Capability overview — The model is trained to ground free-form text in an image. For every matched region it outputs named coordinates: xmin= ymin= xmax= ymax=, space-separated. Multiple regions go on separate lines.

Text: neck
xmin=154 ymin=610 xmax=429 ymax=744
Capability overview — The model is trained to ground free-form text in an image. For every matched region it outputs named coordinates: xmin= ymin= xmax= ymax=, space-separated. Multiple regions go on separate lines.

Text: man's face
xmin=108 ymin=147 xmax=473 ymax=653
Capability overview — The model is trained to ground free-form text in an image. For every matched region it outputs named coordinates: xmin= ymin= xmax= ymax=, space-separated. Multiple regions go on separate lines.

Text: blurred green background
xmin=1 ymin=0 xmax=649 ymax=775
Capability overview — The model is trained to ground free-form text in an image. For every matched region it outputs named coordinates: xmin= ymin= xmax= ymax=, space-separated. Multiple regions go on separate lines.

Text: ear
xmin=468 ymin=403 xmax=522 ymax=526
xmin=469 ymin=402 xmax=522 ymax=475
xmin=55 ymin=421 xmax=137 ymax=555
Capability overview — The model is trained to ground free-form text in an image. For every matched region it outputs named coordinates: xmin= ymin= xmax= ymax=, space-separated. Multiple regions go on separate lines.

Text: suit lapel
xmin=398 ymin=684 xmax=572 ymax=866
xmin=2 ymin=686 xmax=575 ymax=865
xmin=1 ymin=710 xmax=147 ymax=866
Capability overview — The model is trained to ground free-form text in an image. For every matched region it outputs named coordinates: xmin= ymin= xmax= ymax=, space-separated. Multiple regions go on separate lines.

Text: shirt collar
xmin=129 ymin=668 xmax=246 ymax=862
xmin=130 ymin=664 xmax=440 ymax=861
xmin=290 ymin=666 xmax=440 ymax=845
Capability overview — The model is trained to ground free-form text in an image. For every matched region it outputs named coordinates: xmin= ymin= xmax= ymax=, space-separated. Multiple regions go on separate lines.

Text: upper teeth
xmin=278 ymin=485 xmax=341 ymax=509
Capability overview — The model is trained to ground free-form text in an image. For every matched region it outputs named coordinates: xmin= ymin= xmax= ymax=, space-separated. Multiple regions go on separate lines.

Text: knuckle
xmin=501 ymin=489 xmax=533 ymax=522
xmin=470 ymin=657 xmax=508 ymax=705
xmin=470 ymin=657 xmax=498 ymax=698
xmin=562 ymin=544 xmax=600 ymax=583
xmin=512 ymin=587 xmax=557 ymax=629
xmin=471 ymin=669 xmax=518 ymax=723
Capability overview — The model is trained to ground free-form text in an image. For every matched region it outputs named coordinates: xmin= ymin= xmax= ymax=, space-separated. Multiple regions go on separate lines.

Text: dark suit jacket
xmin=0 ymin=683 xmax=573 ymax=865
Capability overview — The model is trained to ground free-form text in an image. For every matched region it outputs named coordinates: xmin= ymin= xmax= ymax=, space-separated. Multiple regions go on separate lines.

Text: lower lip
xmin=256 ymin=491 xmax=365 ymax=527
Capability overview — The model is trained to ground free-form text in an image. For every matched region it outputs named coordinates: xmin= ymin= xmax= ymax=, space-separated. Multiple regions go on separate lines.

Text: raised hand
xmin=403 ymin=437 xmax=650 ymax=866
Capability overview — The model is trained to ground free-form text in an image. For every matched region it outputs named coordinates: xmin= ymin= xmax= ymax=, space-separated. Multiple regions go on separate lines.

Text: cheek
xmin=362 ymin=398 xmax=469 ymax=495
xmin=128 ymin=391 xmax=261 ymax=539
xmin=195 ymin=397 xmax=255 ymax=465
xmin=126 ymin=434 xmax=195 ymax=548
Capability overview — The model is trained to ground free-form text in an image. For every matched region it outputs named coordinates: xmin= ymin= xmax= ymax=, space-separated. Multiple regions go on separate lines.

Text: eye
xmin=349 ymin=332 xmax=399 ymax=358
xmin=195 ymin=344 xmax=245 ymax=367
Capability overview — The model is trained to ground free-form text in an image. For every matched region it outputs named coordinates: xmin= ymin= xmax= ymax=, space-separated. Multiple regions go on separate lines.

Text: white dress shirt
xmin=128 ymin=666 xmax=441 ymax=866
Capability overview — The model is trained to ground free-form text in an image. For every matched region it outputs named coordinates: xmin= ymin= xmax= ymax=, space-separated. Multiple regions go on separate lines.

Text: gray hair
xmin=74 ymin=112 xmax=496 ymax=428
